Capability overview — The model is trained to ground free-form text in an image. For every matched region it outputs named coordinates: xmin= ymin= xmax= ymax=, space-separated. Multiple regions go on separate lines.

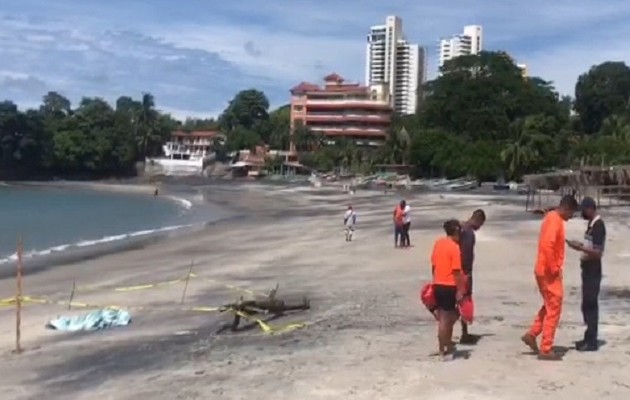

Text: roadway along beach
xmin=1 ymin=183 xmax=630 ymax=400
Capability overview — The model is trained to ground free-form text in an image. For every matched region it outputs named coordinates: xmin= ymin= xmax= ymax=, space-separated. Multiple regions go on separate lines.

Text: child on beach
xmin=431 ymin=219 xmax=466 ymax=360
xmin=344 ymin=205 xmax=356 ymax=241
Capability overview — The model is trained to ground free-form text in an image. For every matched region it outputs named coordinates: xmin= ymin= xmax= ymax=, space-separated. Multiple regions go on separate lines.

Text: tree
xmin=381 ymin=126 xmax=411 ymax=164
xmin=5 ymin=53 xmax=630 ymax=181
xmin=135 ymin=93 xmax=159 ymax=158
xmin=575 ymin=62 xmax=630 ymax=134
xmin=424 ymin=51 xmax=561 ymax=141
xmin=268 ymin=104 xmax=291 ymax=150
xmin=293 ymin=123 xmax=324 ymax=152
xmin=219 ymin=89 xmax=270 ymax=132
xmin=40 ymin=91 xmax=71 ymax=118
xmin=219 ymin=89 xmax=271 ymax=151
xmin=500 ymin=115 xmax=555 ymax=179
xmin=180 ymin=117 xmax=220 ymax=131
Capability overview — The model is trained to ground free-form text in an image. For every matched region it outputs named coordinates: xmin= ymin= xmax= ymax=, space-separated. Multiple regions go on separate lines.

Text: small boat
xmin=446 ymin=180 xmax=478 ymax=191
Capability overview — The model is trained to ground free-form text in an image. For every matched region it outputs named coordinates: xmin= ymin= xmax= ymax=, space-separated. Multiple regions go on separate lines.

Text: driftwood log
xmin=220 ymin=284 xmax=310 ymax=331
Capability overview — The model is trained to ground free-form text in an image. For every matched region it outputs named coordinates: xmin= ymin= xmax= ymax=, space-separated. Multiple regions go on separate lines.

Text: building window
xmin=293 ymin=105 xmax=304 ymax=112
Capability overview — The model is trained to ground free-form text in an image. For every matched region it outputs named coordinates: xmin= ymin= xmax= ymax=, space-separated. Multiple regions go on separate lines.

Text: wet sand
xmin=1 ymin=184 xmax=630 ymax=400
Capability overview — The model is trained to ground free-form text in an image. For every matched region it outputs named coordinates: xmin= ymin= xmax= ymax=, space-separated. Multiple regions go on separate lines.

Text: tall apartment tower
xmin=365 ymin=16 xmax=425 ymax=115
xmin=438 ymin=25 xmax=483 ymax=68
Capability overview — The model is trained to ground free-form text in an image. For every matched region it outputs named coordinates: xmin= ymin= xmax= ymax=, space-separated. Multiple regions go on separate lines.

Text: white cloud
xmin=144 ymin=0 xmax=630 ymax=99
xmin=2 ymin=0 xmax=630 ymax=116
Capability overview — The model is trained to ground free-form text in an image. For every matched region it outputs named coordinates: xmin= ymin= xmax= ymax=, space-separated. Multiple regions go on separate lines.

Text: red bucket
xmin=419 ymin=283 xmax=438 ymax=320
xmin=458 ymin=296 xmax=474 ymax=324
xmin=420 ymin=283 xmax=436 ymax=308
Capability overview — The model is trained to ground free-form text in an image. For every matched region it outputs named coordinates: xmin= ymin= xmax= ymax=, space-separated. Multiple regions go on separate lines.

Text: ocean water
xmin=0 ymin=184 xmax=216 ymax=265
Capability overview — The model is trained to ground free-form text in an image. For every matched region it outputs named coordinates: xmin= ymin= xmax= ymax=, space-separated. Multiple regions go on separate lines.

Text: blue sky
xmin=1 ymin=0 xmax=630 ymax=120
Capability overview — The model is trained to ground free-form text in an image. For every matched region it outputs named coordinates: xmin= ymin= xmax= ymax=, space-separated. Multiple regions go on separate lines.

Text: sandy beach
xmin=1 ymin=183 xmax=630 ymax=400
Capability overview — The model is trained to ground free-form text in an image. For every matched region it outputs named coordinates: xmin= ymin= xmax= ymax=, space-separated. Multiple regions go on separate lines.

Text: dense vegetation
xmin=2 ymin=51 xmax=630 ymax=180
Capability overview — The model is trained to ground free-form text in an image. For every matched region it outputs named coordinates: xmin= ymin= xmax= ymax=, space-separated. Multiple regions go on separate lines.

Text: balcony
xmin=305 ymin=114 xmax=390 ymax=124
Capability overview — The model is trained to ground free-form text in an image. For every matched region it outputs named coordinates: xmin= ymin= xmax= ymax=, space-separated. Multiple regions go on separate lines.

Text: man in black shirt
xmin=567 ymin=197 xmax=606 ymax=352
xmin=459 ymin=209 xmax=486 ymax=344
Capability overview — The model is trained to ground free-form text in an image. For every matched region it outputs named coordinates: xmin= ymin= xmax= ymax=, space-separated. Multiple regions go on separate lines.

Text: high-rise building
xmin=365 ymin=16 xmax=425 ymax=115
xmin=439 ymin=25 xmax=483 ymax=69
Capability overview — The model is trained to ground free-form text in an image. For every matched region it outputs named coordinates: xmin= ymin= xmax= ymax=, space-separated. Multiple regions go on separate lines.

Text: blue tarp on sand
xmin=46 ymin=309 xmax=131 ymax=332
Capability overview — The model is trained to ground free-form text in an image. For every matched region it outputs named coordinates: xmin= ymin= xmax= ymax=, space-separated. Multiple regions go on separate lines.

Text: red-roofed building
xmin=289 ymin=74 xmax=392 ymax=150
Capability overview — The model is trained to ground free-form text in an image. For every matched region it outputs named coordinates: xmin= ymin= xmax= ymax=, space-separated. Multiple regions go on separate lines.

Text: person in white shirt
xmin=343 ymin=205 xmax=357 ymax=242
xmin=401 ymin=202 xmax=411 ymax=247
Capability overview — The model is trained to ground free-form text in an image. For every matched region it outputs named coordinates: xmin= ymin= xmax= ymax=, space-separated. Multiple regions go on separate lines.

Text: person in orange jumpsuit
xmin=521 ymin=195 xmax=578 ymax=360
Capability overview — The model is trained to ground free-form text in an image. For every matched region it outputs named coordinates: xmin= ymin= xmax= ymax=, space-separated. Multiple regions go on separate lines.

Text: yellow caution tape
xmin=73 ymin=273 xmax=264 ymax=297
xmin=189 ymin=273 xmax=265 ymax=297
xmin=75 ymin=277 xmax=187 ymax=293
xmin=233 ymin=309 xmax=306 ymax=335
xmin=1 ymin=296 xmax=307 ymax=334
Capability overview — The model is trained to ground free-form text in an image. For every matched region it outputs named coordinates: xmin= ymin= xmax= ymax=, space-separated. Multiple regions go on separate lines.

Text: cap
xmin=580 ymin=196 xmax=597 ymax=210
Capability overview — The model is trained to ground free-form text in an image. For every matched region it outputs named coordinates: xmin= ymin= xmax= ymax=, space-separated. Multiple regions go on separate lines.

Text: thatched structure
xmin=522 ymin=165 xmax=630 ymax=210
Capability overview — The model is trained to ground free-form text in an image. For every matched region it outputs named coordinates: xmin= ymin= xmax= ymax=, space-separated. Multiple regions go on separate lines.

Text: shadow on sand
xmin=458 ymin=333 xmax=495 ymax=346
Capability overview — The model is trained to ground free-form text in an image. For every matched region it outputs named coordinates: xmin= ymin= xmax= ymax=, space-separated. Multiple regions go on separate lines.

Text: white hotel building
xmin=365 ymin=16 xmax=426 ymax=115
xmin=438 ymin=25 xmax=483 ymax=68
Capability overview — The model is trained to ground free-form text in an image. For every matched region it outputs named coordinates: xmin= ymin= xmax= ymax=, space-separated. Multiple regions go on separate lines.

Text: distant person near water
xmin=343 ymin=205 xmax=357 ymax=242
xmin=393 ymin=200 xmax=406 ymax=248
xmin=458 ymin=209 xmax=486 ymax=344
xmin=430 ymin=219 xmax=466 ymax=360
xmin=567 ymin=196 xmax=606 ymax=352
xmin=521 ymin=194 xmax=578 ymax=361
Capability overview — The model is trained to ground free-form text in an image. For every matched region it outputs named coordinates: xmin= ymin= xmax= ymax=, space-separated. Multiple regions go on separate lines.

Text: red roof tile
xmin=290 ymin=82 xmax=321 ymax=94
xmin=324 ymin=73 xmax=344 ymax=82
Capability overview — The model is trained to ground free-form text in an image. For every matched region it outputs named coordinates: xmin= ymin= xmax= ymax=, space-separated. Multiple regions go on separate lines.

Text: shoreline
xmin=0 ymin=180 xmax=238 ymax=274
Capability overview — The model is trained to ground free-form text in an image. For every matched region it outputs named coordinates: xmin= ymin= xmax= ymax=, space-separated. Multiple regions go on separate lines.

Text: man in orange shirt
xmin=521 ymin=195 xmax=578 ymax=360
xmin=431 ymin=219 xmax=466 ymax=360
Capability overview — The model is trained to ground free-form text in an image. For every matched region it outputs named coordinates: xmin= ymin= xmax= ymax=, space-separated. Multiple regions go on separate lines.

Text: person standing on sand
xmin=521 ymin=195 xmax=578 ymax=361
xmin=401 ymin=201 xmax=411 ymax=247
xmin=567 ymin=197 xmax=606 ymax=352
xmin=343 ymin=205 xmax=357 ymax=242
xmin=393 ymin=200 xmax=405 ymax=247
xmin=458 ymin=209 xmax=486 ymax=344
xmin=431 ymin=219 xmax=466 ymax=360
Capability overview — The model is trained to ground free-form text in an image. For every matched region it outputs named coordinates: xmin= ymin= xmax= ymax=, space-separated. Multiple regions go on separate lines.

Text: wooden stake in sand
xmin=15 ymin=238 xmax=23 ymax=354
xmin=68 ymin=280 xmax=76 ymax=310
xmin=180 ymin=260 xmax=194 ymax=305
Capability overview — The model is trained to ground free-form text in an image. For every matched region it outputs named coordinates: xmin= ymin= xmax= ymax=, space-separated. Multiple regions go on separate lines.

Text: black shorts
xmin=433 ymin=284 xmax=458 ymax=311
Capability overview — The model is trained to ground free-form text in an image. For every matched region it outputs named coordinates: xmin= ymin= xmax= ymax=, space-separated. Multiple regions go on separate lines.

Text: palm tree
xmin=601 ymin=115 xmax=630 ymax=142
xmin=383 ymin=126 xmax=411 ymax=164
xmin=135 ymin=93 xmax=160 ymax=158
xmin=500 ymin=118 xmax=548 ymax=179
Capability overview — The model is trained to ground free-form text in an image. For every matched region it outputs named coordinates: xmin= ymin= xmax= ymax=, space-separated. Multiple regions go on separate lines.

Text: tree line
xmin=2 ymin=50 xmax=630 ymax=180
xmin=216 ymin=51 xmax=630 ymax=180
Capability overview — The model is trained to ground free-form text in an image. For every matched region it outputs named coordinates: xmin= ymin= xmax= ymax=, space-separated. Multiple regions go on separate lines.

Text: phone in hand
xmin=566 ymin=239 xmax=582 ymax=248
